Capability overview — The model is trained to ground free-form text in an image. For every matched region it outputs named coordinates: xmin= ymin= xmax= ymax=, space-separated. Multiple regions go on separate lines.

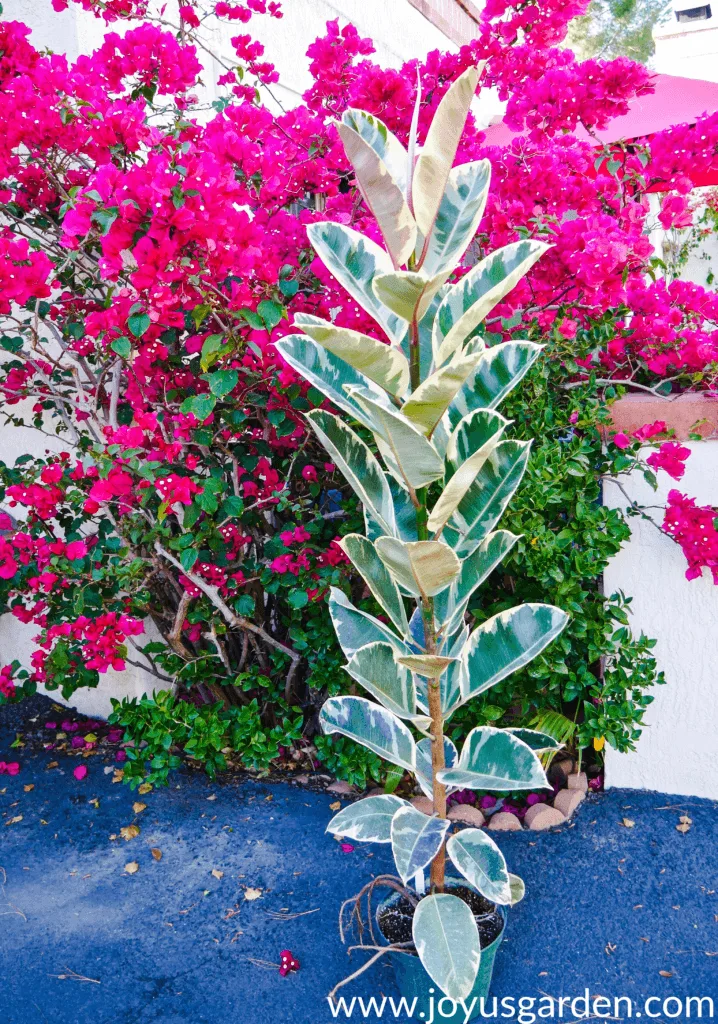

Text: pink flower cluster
xmin=0 ymin=235 xmax=53 ymax=314
xmin=664 ymin=490 xmax=718 ymax=583
xmin=38 ymin=613 xmax=145 ymax=674
xmin=0 ymin=664 xmax=16 ymax=699
xmin=647 ymin=442 xmax=691 ymax=481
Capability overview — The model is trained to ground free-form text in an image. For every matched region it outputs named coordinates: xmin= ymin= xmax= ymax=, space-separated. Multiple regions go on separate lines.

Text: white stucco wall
xmin=603 ymin=440 xmax=718 ymax=800
xmin=3 ymin=0 xmax=460 ymax=108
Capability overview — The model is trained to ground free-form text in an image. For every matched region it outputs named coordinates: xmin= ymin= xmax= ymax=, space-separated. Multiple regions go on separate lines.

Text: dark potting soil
xmin=377 ymin=885 xmax=504 ymax=950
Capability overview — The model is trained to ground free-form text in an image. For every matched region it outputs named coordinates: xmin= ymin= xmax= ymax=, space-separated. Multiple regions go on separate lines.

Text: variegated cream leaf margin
xmin=319 ymin=695 xmax=417 ymax=773
xmin=337 ymin=534 xmax=409 ymax=635
xmin=437 ymin=726 xmax=548 ymax=791
xmin=306 ymin=410 xmax=396 ymax=536
xmin=306 ymin=221 xmax=407 ymax=345
xmin=402 ymin=348 xmax=485 ymax=437
xmin=412 ymin=893 xmax=481 ymax=1003
xmin=341 ymin=108 xmax=409 ymax=197
xmin=391 ymin=804 xmax=450 ymax=886
xmin=328 ymin=587 xmax=409 ymax=661
xmin=433 ymin=240 xmax=550 ymax=367
xmin=413 ymin=65 xmax=482 ymax=243
xmin=446 ymin=827 xmax=511 ymax=905
xmin=326 ymin=793 xmax=407 ymax=844
xmin=375 ymin=537 xmax=460 ymax=599
xmin=337 ymin=120 xmax=417 ymax=267
xmin=294 ymin=313 xmax=410 ymax=397
xmin=344 ymin=641 xmax=417 ymax=719
xmin=373 ymin=269 xmax=451 ymax=324
xmin=428 ymin=410 xmax=509 ymax=534
xmin=347 ymin=388 xmax=445 ymax=491
xmin=460 ymin=603 xmax=569 ymax=704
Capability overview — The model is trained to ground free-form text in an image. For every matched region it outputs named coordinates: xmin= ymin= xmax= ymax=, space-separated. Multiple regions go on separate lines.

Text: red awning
xmin=481 ymin=73 xmax=718 ymax=163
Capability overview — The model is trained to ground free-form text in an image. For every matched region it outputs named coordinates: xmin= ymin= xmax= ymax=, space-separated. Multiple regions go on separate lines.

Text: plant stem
xmin=409 ymin=315 xmax=420 ymax=393
xmin=421 ymin=593 xmax=447 ymax=891
xmin=427 ymin=678 xmax=447 ymax=890
xmin=409 ymin=309 xmax=447 ymax=890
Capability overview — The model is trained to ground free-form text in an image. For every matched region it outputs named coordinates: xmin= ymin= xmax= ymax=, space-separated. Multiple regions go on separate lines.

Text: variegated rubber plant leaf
xmin=412 ymin=893 xmax=481 ymax=1003
xmin=437 ymin=726 xmax=548 ymax=791
xmin=391 ymin=804 xmax=450 ymax=885
xmin=320 ymin=695 xmax=417 ymax=773
xmin=326 ymin=794 xmax=407 ymax=844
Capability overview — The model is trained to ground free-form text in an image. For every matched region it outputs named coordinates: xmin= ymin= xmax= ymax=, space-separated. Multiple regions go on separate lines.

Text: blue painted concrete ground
xmin=0 ymin=700 xmax=716 ymax=1023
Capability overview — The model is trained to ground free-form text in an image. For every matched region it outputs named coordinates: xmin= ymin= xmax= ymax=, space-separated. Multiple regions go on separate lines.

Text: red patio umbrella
xmin=481 ymin=73 xmax=718 ymax=187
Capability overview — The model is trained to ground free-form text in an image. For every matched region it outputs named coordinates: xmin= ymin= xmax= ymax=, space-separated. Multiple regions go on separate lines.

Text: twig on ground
xmin=263 ymin=907 xmax=320 ymax=920
xmin=0 ymin=867 xmax=26 ymax=922
xmin=48 ymin=967 xmax=100 ymax=984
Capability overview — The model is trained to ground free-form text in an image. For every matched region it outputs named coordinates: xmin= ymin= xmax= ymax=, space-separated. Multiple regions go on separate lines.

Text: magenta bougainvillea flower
xmin=647 ymin=442 xmax=691 ymax=481
xmin=73 ymin=764 xmax=88 ymax=780
xmin=279 ymin=950 xmax=300 ymax=976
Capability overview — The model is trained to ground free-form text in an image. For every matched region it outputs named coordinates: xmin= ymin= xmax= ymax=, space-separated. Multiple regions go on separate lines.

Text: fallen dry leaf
xmin=206 ymin=794 xmax=216 ymax=802
xmin=265 ymin=794 xmax=273 ymax=802
xmin=676 ymin=821 xmax=691 ymax=834
xmin=132 ymin=802 xmax=147 ymax=815
xmin=23 ymin=784 xmax=34 ymax=793
xmin=151 ymin=848 xmax=162 ymax=862
xmin=621 ymin=818 xmax=635 ymax=828
xmin=112 ymin=770 xmax=124 ymax=783
xmin=659 ymin=970 xmax=674 ymax=978
xmin=329 ymin=801 xmax=341 ymax=812
xmin=120 ymin=824 xmax=140 ymax=841
xmin=138 ymin=782 xmax=152 ymax=795
xmin=211 ymin=869 xmax=224 ymax=880
xmin=4 ymin=815 xmax=22 ymax=826
xmin=46 ymin=761 xmax=58 ymax=770
xmin=244 ymin=887 xmax=263 ymax=901
xmin=679 ymin=814 xmax=692 ymax=824
xmin=124 ymin=862 xmax=139 ymax=875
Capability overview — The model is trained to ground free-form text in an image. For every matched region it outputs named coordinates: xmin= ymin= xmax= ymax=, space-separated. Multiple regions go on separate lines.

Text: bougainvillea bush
xmin=1 ymin=0 xmax=716 ymax=785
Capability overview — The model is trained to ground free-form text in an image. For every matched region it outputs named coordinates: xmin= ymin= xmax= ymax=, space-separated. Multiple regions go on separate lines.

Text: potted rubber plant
xmin=276 ymin=65 xmax=569 ymax=1016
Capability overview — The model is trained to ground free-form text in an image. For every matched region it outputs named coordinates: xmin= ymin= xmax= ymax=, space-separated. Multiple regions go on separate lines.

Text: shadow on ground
xmin=0 ymin=697 xmax=716 ymax=1023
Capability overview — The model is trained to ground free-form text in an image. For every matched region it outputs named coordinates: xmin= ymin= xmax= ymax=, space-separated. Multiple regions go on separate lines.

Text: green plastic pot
xmin=376 ymin=881 xmax=507 ymax=1024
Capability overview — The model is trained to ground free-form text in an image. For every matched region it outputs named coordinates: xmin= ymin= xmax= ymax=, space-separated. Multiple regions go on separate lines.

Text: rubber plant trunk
xmin=275 ymin=64 xmax=570 ymax=1007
